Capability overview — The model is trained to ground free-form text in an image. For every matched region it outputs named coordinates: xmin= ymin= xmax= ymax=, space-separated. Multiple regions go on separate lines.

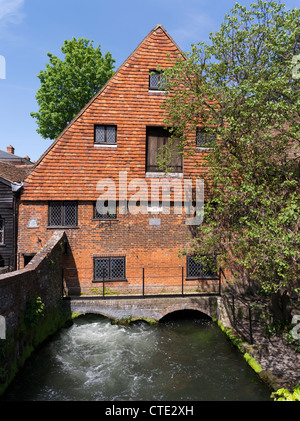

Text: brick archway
xmin=64 ymin=295 xmax=221 ymax=323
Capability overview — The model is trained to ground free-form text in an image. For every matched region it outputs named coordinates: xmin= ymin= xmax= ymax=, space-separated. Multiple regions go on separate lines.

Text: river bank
xmin=220 ymin=320 xmax=300 ymax=396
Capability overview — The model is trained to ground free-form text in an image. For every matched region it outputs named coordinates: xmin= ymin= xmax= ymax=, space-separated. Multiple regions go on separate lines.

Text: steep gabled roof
xmin=22 ymin=24 xmax=187 ymax=200
xmin=30 ymin=24 xmax=185 ymax=172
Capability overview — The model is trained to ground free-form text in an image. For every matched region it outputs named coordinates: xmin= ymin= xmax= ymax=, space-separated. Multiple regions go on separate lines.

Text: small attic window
xmin=196 ymin=128 xmax=216 ymax=148
xmin=149 ymin=70 xmax=166 ymax=91
xmin=94 ymin=125 xmax=117 ymax=145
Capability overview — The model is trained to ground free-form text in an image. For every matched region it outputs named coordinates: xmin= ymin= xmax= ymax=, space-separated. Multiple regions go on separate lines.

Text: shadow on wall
xmin=160 ymin=309 xmax=212 ymax=323
xmin=62 ymin=242 xmax=80 ymax=297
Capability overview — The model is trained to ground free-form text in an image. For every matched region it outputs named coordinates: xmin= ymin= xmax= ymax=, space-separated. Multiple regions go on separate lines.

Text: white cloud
xmin=0 ymin=0 xmax=24 ymax=25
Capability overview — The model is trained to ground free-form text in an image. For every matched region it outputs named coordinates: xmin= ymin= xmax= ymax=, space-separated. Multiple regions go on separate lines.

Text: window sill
xmin=145 ymin=172 xmax=183 ymax=178
xmin=148 ymin=89 xmax=167 ymax=94
xmin=196 ymin=147 xmax=212 ymax=151
xmin=92 ymin=279 xmax=128 ymax=283
xmin=94 ymin=144 xmax=117 ymax=148
xmin=186 ymin=276 xmax=218 ymax=281
xmin=92 ymin=219 xmax=119 ymax=222
xmin=47 ymin=226 xmax=80 ymax=229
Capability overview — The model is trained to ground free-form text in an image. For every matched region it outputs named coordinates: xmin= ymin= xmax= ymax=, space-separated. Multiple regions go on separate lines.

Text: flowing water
xmin=1 ymin=313 xmax=272 ymax=401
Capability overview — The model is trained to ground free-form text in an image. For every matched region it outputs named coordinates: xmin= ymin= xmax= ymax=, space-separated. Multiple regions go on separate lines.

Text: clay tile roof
xmin=0 ymin=161 xmax=34 ymax=183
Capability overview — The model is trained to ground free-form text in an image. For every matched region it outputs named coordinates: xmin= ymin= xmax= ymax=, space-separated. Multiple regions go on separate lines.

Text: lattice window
xmin=94 ymin=125 xmax=117 ymax=144
xmin=94 ymin=257 xmax=126 ymax=280
xmin=0 ymin=219 xmax=4 ymax=245
xmin=187 ymin=256 xmax=217 ymax=278
xmin=49 ymin=202 xmax=77 ymax=226
xmin=94 ymin=201 xmax=117 ymax=220
xmin=64 ymin=202 xmax=77 ymax=225
xmin=196 ymin=128 xmax=216 ymax=148
xmin=149 ymin=70 xmax=166 ymax=90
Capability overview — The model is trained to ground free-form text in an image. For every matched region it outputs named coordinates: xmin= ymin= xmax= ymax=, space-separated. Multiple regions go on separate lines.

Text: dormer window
xmin=94 ymin=125 xmax=117 ymax=145
xmin=149 ymin=70 xmax=166 ymax=91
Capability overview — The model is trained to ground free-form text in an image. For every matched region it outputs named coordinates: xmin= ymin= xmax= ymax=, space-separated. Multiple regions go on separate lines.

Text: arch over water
xmin=65 ymin=295 xmax=221 ymax=324
xmin=159 ymin=309 xmax=212 ymax=323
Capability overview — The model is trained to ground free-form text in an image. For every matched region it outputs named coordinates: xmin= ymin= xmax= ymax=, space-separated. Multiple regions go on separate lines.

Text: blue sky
xmin=0 ymin=0 xmax=299 ymax=162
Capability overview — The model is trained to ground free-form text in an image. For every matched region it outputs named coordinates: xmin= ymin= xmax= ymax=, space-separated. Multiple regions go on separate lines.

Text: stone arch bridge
xmin=63 ymin=295 xmax=230 ymax=325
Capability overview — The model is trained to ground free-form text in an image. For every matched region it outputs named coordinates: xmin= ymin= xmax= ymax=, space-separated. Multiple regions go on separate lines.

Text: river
xmin=1 ymin=312 xmax=271 ymax=401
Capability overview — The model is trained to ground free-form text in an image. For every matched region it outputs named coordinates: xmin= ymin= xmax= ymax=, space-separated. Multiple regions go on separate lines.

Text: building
xmin=17 ymin=25 xmax=218 ymax=295
xmin=0 ymin=162 xmax=33 ymax=270
xmin=0 ymin=145 xmax=33 ymax=166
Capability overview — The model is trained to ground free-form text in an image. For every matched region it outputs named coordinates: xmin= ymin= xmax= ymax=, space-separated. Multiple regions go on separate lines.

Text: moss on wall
xmin=0 ymin=299 xmax=72 ymax=396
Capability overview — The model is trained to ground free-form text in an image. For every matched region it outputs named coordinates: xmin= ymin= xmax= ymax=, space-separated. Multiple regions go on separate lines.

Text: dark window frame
xmin=93 ymin=256 xmax=126 ymax=281
xmin=93 ymin=201 xmax=118 ymax=220
xmin=149 ymin=70 xmax=166 ymax=91
xmin=186 ymin=255 xmax=218 ymax=279
xmin=196 ymin=128 xmax=217 ymax=148
xmin=48 ymin=201 xmax=78 ymax=227
xmin=146 ymin=126 xmax=183 ymax=173
xmin=94 ymin=124 xmax=117 ymax=145
xmin=0 ymin=218 xmax=4 ymax=245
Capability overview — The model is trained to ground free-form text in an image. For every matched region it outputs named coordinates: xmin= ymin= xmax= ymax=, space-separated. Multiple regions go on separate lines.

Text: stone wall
xmin=0 ymin=230 xmax=70 ymax=395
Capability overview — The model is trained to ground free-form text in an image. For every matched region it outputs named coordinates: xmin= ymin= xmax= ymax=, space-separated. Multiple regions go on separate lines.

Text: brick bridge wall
xmin=64 ymin=295 xmax=231 ymax=326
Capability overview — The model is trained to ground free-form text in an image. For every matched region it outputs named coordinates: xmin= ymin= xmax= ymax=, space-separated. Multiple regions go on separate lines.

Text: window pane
xmin=149 ymin=72 xmax=160 ymax=89
xmin=94 ymin=258 xmax=109 ymax=280
xmin=64 ymin=202 xmax=77 ymax=226
xmin=149 ymin=71 xmax=166 ymax=90
xmin=95 ymin=125 xmax=116 ymax=144
xmin=110 ymin=257 xmax=125 ymax=280
xmin=94 ymin=202 xmax=117 ymax=219
xmin=187 ymin=256 xmax=217 ymax=278
xmin=49 ymin=202 xmax=63 ymax=226
xmin=106 ymin=126 xmax=116 ymax=144
xmin=196 ymin=129 xmax=216 ymax=147
xmin=95 ymin=125 xmax=105 ymax=143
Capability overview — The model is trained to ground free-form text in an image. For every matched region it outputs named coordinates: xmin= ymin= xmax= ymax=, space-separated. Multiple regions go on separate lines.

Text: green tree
xmin=162 ymin=1 xmax=300 ymax=323
xmin=31 ymin=37 xmax=115 ymax=140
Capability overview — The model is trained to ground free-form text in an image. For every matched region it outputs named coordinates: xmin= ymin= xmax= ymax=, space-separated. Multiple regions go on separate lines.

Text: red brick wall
xmin=18 ymin=200 xmax=216 ymax=295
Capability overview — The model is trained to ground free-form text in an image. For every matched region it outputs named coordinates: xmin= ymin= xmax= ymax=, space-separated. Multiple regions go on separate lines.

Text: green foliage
xmin=271 ymin=387 xmax=300 ymax=401
xmin=24 ymin=297 xmax=45 ymax=327
xmin=162 ymin=1 xmax=300 ymax=313
xmin=90 ymin=286 xmax=119 ymax=296
xmin=31 ymin=37 xmax=115 ymax=139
